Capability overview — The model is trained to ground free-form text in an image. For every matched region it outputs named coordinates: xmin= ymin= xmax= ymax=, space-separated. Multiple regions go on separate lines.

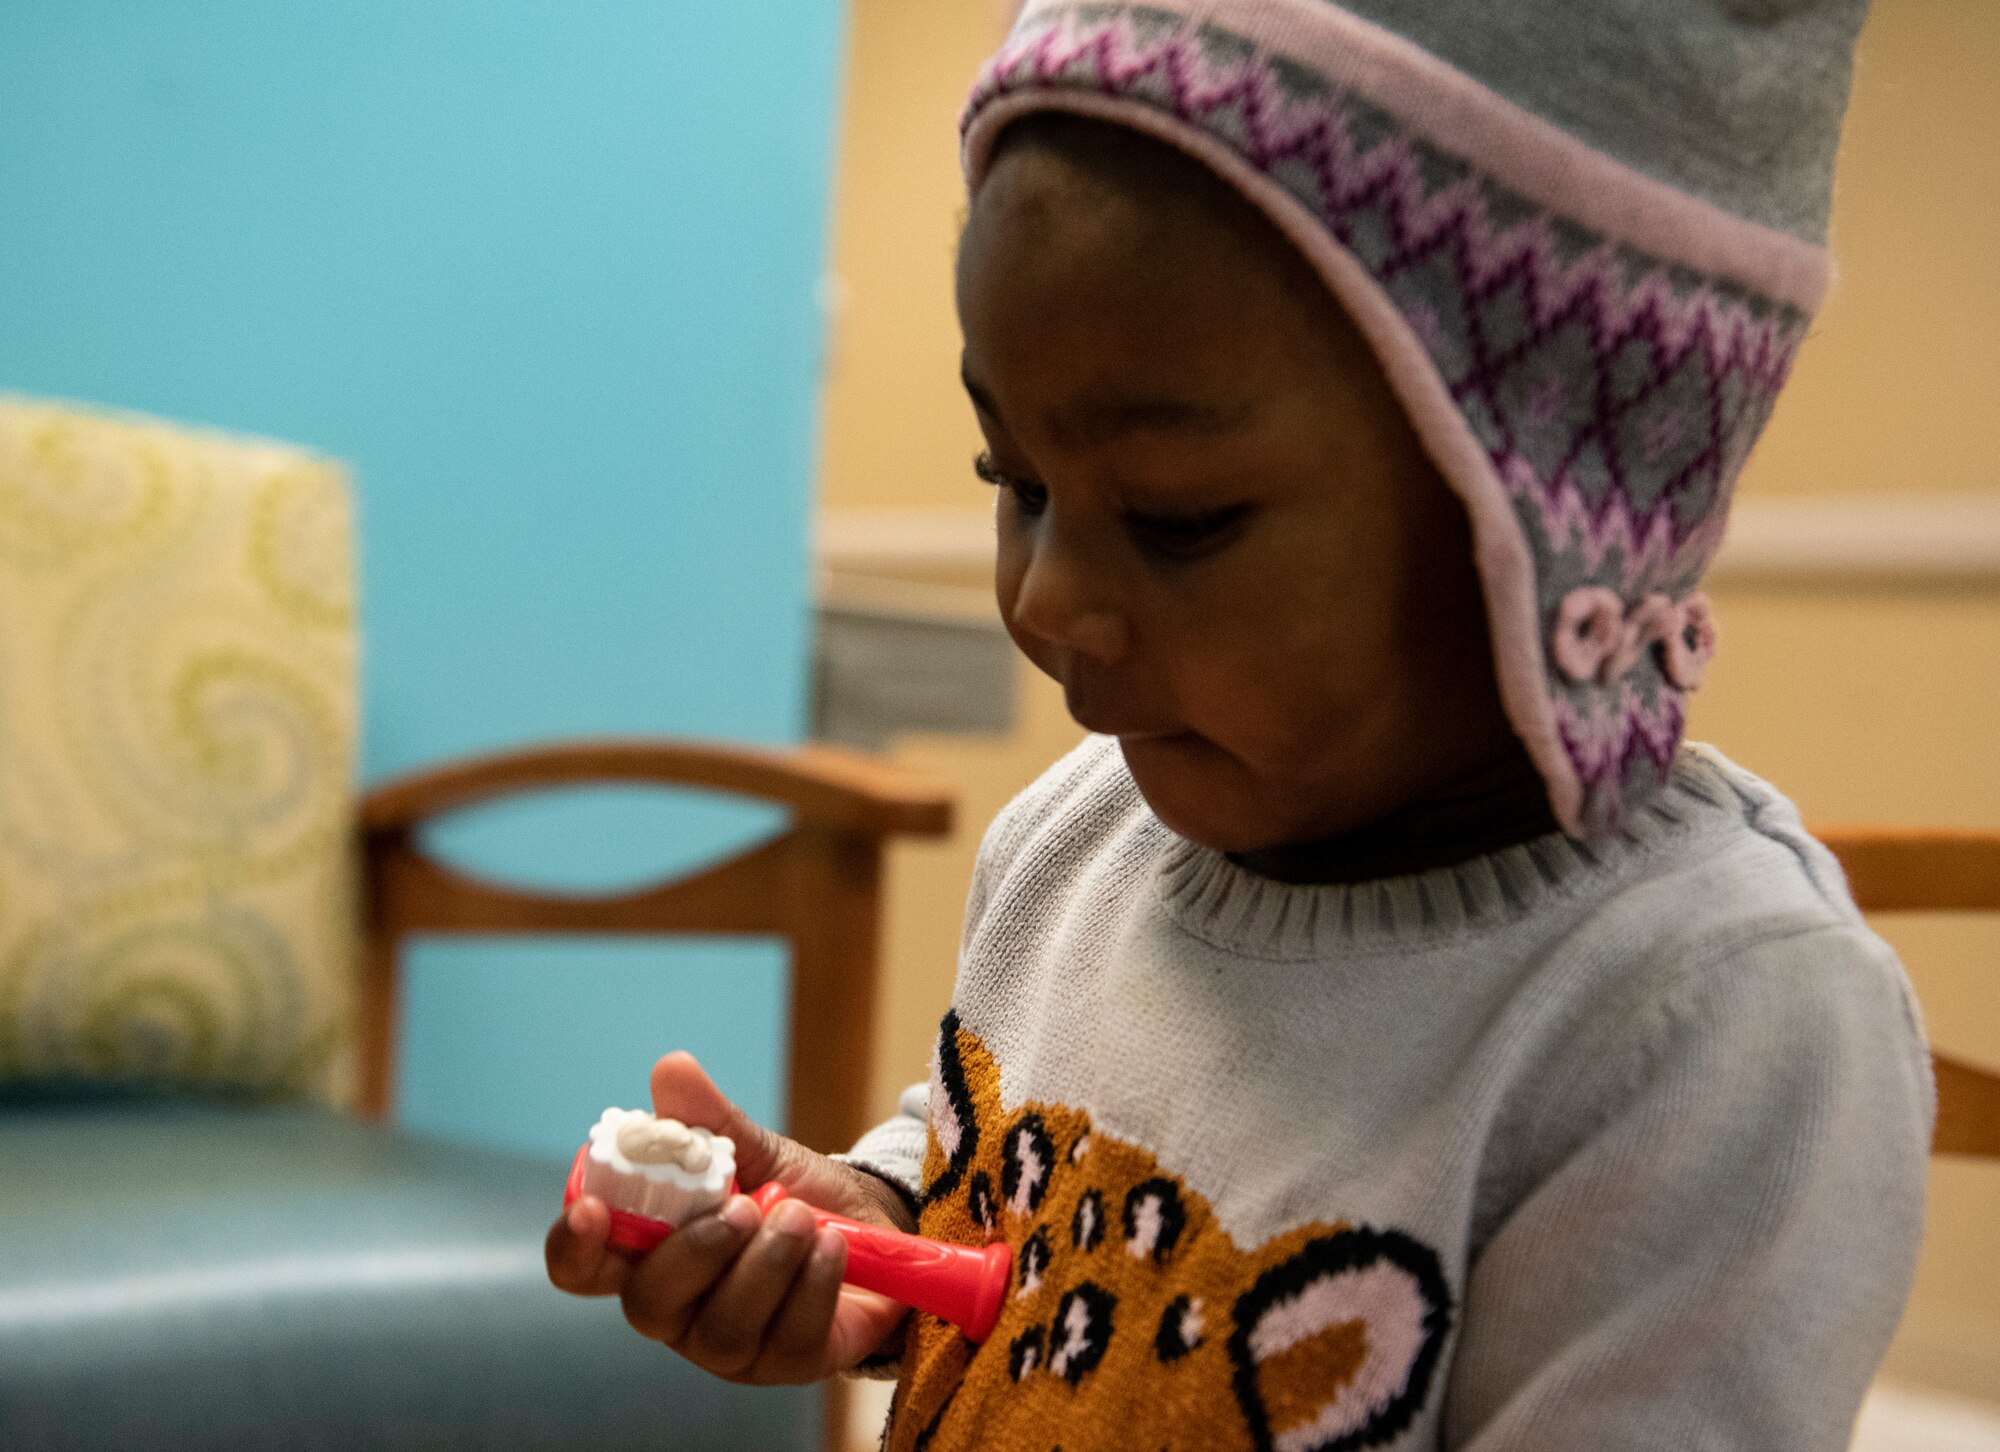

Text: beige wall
xmin=819 ymin=0 xmax=1005 ymax=517
xmin=818 ymin=0 xmax=2000 ymax=1403
xmin=1746 ymin=0 xmax=2000 ymax=500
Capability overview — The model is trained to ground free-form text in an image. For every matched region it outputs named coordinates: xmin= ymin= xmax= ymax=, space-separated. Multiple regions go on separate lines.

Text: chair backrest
xmin=1816 ymin=828 xmax=2000 ymax=1159
xmin=0 ymin=397 xmax=359 ymax=1101
xmin=358 ymin=739 xmax=953 ymax=1157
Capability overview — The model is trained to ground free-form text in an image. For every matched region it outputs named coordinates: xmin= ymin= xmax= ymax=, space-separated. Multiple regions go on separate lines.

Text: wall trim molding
xmin=819 ymin=496 xmax=2000 ymax=591
xmin=818 ymin=507 xmax=998 ymax=583
xmin=1711 ymin=495 xmax=2000 ymax=585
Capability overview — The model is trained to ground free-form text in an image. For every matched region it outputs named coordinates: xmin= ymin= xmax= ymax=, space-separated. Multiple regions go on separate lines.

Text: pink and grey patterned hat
xmin=961 ymin=0 xmax=1870 ymax=836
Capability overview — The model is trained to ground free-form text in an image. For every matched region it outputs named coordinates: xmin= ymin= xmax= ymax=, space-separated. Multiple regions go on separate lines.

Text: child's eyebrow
xmin=961 ymin=362 xmax=1253 ymax=446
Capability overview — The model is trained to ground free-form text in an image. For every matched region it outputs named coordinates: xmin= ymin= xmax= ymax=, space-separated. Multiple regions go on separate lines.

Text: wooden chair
xmin=359 ymin=736 xmax=954 ymax=1452
xmin=358 ymin=736 xmax=953 ymax=1151
xmin=1816 ymin=829 xmax=2000 ymax=1159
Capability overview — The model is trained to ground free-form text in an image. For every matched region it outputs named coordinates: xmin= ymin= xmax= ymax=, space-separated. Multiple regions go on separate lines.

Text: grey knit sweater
xmin=845 ymin=736 xmax=1932 ymax=1452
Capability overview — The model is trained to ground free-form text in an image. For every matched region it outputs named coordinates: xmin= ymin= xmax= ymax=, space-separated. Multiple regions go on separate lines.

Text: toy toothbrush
xmin=565 ymin=1107 xmax=1011 ymax=1344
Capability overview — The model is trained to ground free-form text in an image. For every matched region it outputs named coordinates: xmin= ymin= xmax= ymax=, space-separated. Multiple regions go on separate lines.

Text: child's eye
xmin=1124 ymin=505 xmax=1251 ymax=562
xmin=974 ymin=452 xmax=1048 ymax=515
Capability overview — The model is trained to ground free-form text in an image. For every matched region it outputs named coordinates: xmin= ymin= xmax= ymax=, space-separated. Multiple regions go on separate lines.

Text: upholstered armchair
xmin=0 ymin=397 xmax=952 ymax=1451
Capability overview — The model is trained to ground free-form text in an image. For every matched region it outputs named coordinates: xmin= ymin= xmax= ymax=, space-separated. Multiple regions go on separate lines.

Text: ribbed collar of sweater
xmin=1157 ymin=747 xmax=1739 ymax=957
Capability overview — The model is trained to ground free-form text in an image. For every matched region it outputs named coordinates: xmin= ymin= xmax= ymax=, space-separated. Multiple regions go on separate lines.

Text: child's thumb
xmin=644 ymin=1056 xmax=824 ymax=1200
xmin=648 ymin=1051 xmax=771 ymax=1169
xmin=652 ymin=1056 xmax=912 ymax=1232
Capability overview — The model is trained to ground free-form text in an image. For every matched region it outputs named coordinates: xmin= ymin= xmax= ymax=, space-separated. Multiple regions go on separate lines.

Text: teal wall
xmin=0 ymin=4 xmax=846 ymax=1156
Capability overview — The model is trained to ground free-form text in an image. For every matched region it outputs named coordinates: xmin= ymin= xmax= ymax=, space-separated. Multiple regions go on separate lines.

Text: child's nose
xmin=1009 ymin=536 xmax=1130 ymax=666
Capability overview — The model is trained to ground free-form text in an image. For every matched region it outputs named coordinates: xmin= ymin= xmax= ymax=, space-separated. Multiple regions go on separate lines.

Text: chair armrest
xmin=1814 ymin=826 xmax=2000 ymax=1159
xmin=1935 ymin=1054 xmax=2000 ymax=1159
xmin=1814 ymin=827 xmax=2000 ymax=913
xmin=359 ymin=737 xmax=954 ymax=840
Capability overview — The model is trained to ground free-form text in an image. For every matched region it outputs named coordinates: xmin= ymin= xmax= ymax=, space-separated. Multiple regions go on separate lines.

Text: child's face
xmin=957 ymin=126 xmax=1516 ymax=853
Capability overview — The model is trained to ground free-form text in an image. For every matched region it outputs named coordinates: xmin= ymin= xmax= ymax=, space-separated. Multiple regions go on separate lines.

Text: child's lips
xmin=1071 ymin=712 xmax=1190 ymax=742
xmin=1063 ymin=686 xmax=1189 ymax=741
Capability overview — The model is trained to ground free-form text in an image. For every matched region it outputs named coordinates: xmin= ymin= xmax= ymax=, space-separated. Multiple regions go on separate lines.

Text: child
xmin=549 ymin=0 xmax=1933 ymax=1446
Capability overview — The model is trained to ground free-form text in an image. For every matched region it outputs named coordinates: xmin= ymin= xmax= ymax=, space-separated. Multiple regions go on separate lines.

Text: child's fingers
xmin=750 ymin=1227 xmax=849 ymax=1382
xmin=617 ymin=1194 xmax=762 ymax=1347
xmin=826 ymin=1284 xmax=914 ymax=1374
xmin=675 ymin=1197 xmax=820 ymax=1378
xmin=544 ymin=1196 xmax=631 ymax=1298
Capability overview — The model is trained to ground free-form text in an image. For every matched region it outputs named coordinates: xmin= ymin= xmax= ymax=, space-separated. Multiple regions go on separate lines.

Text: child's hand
xmin=544 ymin=1051 xmax=917 ymax=1385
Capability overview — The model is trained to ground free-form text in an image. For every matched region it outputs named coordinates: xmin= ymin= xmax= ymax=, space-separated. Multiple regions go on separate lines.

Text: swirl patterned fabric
xmin=0 ymin=397 xmax=358 ymax=1102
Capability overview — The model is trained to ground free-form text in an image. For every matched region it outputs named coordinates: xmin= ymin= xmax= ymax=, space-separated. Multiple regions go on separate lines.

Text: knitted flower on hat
xmin=961 ymin=0 xmax=1869 ymax=836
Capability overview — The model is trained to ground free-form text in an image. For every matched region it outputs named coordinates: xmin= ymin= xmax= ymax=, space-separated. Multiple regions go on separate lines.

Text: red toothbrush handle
xmin=751 ymin=1182 xmax=1010 ymax=1343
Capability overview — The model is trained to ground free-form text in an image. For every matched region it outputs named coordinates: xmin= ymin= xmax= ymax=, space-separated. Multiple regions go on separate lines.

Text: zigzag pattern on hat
xmin=966 ymin=2 xmax=1811 ymax=828
xmin=1557 ymin=687 xmax=1686 ymax=800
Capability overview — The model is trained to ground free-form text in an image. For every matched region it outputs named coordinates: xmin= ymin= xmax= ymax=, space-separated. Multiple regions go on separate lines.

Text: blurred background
xmin=0 ymin=0 xmax=1992 ymax=1446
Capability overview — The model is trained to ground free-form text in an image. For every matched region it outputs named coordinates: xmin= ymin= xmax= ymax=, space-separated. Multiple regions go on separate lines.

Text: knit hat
xmin=961 ymin=0 xmax=1870 ymax=837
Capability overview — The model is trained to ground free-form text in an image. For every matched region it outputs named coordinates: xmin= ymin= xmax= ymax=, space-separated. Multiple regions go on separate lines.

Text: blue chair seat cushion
xmin=0 ymin=1099 xmax=814 ymax=1450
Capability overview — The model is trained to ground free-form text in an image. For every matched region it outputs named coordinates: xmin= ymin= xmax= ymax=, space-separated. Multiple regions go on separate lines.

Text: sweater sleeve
xmin=1444 ymin=925 xmax=1933 ymax=1451
xmin=834 ymin=1079 xmax=930 ymax=1210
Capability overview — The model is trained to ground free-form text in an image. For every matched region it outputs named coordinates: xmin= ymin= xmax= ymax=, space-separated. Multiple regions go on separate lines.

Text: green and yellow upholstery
xmin=0 ymin=398 xmax=357 ymax=1100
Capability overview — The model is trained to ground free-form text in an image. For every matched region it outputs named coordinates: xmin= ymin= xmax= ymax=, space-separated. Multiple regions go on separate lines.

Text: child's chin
xmin=1116 ymin=735 xmax=1269 ymax=853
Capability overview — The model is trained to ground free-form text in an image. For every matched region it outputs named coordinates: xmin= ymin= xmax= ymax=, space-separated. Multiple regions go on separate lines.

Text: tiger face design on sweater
xmin=886 ymin=1013 xmax=1453 ymax=1452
